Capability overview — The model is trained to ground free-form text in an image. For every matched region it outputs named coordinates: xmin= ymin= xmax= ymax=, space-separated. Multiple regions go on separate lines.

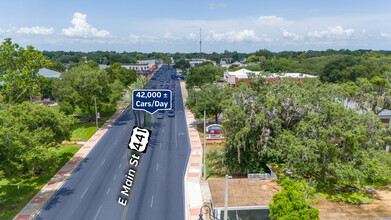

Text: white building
xmin=224 ymin=68 xmax=260 ymax=85
xmin=137 ymin=60 xmax=156 ymax=66
xmin=224 ymin=69 xmax=317 ymax=87
xmin=189 ymin=59 xmax=216 ymax=67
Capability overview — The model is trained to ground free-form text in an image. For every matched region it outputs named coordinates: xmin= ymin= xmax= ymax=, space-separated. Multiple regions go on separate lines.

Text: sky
xmin=1 ymin=0 xmax=391 ymax=53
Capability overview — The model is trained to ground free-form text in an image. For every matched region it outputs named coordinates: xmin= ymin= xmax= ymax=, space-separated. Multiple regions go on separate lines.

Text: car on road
xmin=168 ymin=110 xmax=175 ymax=117
xmin=157 ymin=112 xmax=164 ymax=119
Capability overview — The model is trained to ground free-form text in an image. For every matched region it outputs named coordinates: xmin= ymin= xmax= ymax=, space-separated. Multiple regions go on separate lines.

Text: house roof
xmin=38 ymin=68 xmax=62 ymax=78
xmin=379 ymin=109 xmax=391 ymax=117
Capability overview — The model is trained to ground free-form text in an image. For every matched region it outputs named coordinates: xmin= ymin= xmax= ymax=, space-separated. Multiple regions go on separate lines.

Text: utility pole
xmin=224 ymin=174 xmax=228 ymax=220
xmin=95 ymin=96 xmax=98 ymax=131
xmin=203 ymin=110 xmax=206 ymax=180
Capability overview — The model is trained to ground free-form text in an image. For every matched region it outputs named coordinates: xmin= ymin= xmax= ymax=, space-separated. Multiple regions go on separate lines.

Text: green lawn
xmin=70 ymin=106 xmax=116 ymax=141
xmin=205 ymin=145 xmax=226 ymax=178
xmin=71 ymin=119 xmax=108 ymax=140
xmin=0 ymin=145 xmax=81 ymax=220
xmin=316 ymin=191 xmax=373 ymax=204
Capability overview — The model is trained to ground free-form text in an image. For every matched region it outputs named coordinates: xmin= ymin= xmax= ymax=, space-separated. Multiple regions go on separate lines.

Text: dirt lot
xmin=208 ymin=178 xmax=281 ymax=207
xmin=209 ymin=178 xmax=391 ymax=219
xmin=315 ymin=187 xmax=391 ymax=219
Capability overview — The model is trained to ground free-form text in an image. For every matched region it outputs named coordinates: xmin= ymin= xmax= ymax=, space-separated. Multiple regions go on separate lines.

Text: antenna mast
xmin=200 ymin=28 xmax=202 ymax=53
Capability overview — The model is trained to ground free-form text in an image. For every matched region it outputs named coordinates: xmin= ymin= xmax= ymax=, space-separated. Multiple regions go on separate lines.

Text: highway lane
xmin=35 ymin=106 xmax=137 ymax=220
xmin=35 ymin=65 xmax=191 ymax=220
xmin=124 ymin=65 xmax=190 ymax=220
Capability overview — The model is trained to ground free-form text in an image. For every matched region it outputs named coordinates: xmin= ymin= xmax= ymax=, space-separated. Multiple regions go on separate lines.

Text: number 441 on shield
xmin=128 ymin=126 xmax=152 ymax=153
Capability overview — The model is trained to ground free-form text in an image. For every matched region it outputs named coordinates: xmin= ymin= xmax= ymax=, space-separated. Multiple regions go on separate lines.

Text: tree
xmin=186 ymin=83 xmax=226 ymax=123
xmin=0 ymin=103 xmax=75 ymax=175
xmin=0 ymin=38 xmax=51 ymax=105
xmin=105 ymin=62 xmax=137 ymax=86
xmin=222 ymin=77 xmax=391 ymax=187
xmin=343 ymin=76 xmax=391 ymax=115
xmin=118 ymin=76 xmax=149 ymax=124
xmin=175 ymin=59 xmax=190 ymax=71
xmin=269 ymin=179 xmax=319 ymax=220
xmin=319 ymin=55 xmax=360 ymax=83
xmin=40 ymin=77 xmax=61 ymax=99
xmin=245 ymin=55 xmax=261 ymax=63
xmin=185 ymin=64 xmax=225 ymax=89
xmin=57 ymin=64 xmax=111 ymax=120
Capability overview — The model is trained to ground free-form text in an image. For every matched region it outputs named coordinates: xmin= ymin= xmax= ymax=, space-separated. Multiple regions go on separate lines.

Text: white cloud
xmin=307 ymin=26 xmax=355 ymax=39
xmin=62 ymin=12 xmax=110 ymax=38
xmin=164 ymin=32 xmax=176 ymax=40
xmin=257 ymin=16 xmax=284 ymax=25
xmin=129 ymin=34 xmax=140 ymax=43
xmin=16 ymin=26 xmax=54 ymax=35
xmin=206 ymin=29 xmax=261 ymax=43
xmin=209 ymin=3 xmax=227 ymax=9
xmin=188 ymin=33 xmax=196 ymax=40
xmin=128 ymin=33 xmax=159 ymax=44
xmin=381 ymin=32 xmax=391 ymax=38
xmin=281 ymin=29 xmax=301 ymax=40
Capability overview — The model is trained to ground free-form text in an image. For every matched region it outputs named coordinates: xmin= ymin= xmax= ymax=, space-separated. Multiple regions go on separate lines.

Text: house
xmin=38 ymin=68 xmax=62 ymax=78
xmin=378 ymin=109 xmax=391 ymax=125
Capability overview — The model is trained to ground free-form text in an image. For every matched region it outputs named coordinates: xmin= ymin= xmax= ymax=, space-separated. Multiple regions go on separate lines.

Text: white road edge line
xmin=150 ymin=195 xmax=154 ymax=208
xmin=106 ymin=187 xmax=110 ymax=195
xmin=101 ymin=158 xmax=106 ymax=166
xmin=113 ymin=174 xmax=117 ymax=180
xmin=175 ymin=112 xmax=178 ymax=148
xmin=156 ymin=163 xmax=159 ymax=171
xmin=94 ymin=204 xmax=103 ymax=220
xmin=81 ymin=187 xmax=88 ymax=199
xmin=119 ymin=163 xmax=122 ymax=168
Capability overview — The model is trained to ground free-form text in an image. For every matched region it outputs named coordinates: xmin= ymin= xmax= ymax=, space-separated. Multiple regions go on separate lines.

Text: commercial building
xmin=224 ymin=68 xmax=317 ymax=87
xmin=189 ymin=59 xmax=216 ymax=66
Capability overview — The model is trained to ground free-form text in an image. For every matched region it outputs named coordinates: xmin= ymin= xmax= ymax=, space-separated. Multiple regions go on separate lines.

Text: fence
xmin=247 ymin=165 xmax=277 ymax=179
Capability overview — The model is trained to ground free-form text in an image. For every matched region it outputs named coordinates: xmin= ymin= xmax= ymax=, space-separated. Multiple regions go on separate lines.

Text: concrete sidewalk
xmin=14 ymin=112 xmax=123 ymax=220
xmin=180 ymin=81 xmax=213 ymax=220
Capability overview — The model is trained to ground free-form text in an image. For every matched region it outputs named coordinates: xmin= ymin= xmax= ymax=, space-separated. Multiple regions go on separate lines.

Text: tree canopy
xmin=0 ymin=103 xmax=74 ymax=176
xmin=55 ymin=64 xmax=111 ymax=120
xmin=185 ymin=63 xmax=225 ymax=89
xmin=0 ymin=38 xmax=51 ymax=105
xmin=269 ymin=179 xmax=319 ymax=220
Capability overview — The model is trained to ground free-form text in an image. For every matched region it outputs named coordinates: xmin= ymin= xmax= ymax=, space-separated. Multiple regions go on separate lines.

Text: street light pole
xmin=224 ymin=174 xmax=229 ymax=220
xmin=17 ymin=185 xmax=20 ymax=203
xmin=203 ymin=110 xmax=206 ymax=181
xmin=95 ymin=96 xmax=98 ymax=131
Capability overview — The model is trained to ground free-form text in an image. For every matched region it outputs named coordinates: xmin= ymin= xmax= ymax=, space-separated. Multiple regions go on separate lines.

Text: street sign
xmin=132 ymin=89 xmax=172 ymax=114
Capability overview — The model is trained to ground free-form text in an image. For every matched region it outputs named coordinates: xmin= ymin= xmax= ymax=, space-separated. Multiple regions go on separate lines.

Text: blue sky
xmin=1 ymin=0 xmax=391 ymax=53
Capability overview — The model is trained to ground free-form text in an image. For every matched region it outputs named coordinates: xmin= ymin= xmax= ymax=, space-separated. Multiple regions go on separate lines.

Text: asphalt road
xmin=35 ymin=65 xmax=191 ymax=220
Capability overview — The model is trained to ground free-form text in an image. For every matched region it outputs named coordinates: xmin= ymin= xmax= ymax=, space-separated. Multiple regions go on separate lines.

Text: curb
xmin=13 ymin=111 xmax=124 ymax=220
xmin=180 ymin=81 xmax=213 ymax=220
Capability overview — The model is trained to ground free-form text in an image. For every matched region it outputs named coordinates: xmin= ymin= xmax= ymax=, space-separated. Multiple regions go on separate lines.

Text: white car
xmin=157 ymin=112 xmax=164 ymax=119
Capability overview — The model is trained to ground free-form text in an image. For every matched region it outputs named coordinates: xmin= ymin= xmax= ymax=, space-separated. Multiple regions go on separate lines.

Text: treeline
xmin=43 ymin=51 xmax=171 ymax=66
